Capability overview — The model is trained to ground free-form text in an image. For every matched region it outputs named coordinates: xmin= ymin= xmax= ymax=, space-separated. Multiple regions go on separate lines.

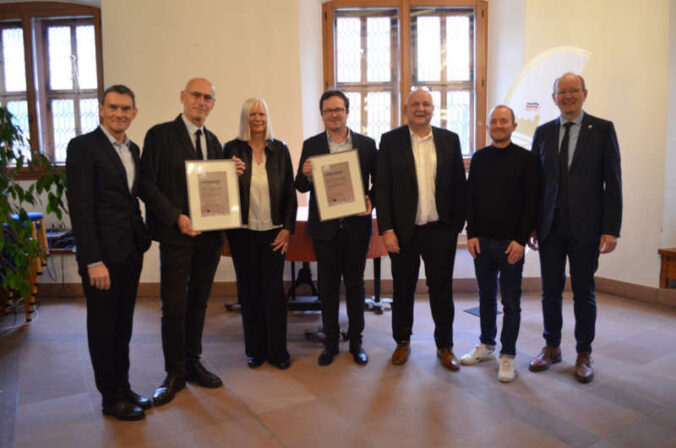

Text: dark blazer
xmin=531 ymin=112 xmax=622 ymax=244
xmin=66 ymin=127 xmax=151 ymax=271
xmin=294 ymin=131 xmax=377 ymax=241
xmin=376 ymin=125 xmax=466 ymax=243
xmin=140 ymin=115 xmax=224 ymax=246
xmin=223 ymin=138 xmax=297 ymax=232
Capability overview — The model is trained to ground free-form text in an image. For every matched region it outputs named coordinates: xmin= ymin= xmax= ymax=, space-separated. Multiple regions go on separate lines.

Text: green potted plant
xmin=1 ymin=106 xmax=67 ymax=302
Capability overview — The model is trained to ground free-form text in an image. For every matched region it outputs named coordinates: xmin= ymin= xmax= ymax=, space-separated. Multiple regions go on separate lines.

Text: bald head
xmin=405 ymin=89 xmax=434 ymax=134
xmin=552 ymin=72 xmax=587 ymax=121
xmin=181 ymin=77 xmax=216 ymax=126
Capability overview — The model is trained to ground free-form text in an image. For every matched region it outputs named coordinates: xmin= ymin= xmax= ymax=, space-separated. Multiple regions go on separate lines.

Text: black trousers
xmin=81 ymin=251 xmax=143 ymax=403
xmin=313 ymin=227 xmax=369 ymax=348
xmin=159 ymin=242 xmax=221 ymax=376
xmin=228 ymin=228 xmax=289 ymax=364
xmin=389 ymin=222 xmax=458 ymax=349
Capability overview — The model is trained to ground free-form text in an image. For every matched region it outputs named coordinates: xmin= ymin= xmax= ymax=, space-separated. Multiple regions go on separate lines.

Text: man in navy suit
xmin=140 ymin=78 xmax=243 ymax=406
xmin=66 ymin=85 xmax=152 ymax=420
xmin=295 ymin=90 xmax=377 ymax=366
xmin=528 ymin=73 xmax=622 ymax=383
xmin=376 ymin=89 xmax=466 ymax=370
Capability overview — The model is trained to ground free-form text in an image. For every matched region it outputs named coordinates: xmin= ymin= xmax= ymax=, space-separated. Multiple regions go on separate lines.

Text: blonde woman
xmin=224 ymin=98 xmax=297 ymax=369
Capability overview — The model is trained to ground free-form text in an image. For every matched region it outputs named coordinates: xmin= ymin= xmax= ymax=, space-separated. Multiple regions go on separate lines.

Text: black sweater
xmin=466 ymin=142 xmax=539 ymax=246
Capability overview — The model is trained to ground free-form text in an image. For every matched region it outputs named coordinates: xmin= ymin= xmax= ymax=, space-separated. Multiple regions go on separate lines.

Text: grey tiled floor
xmin=1 ymin=292 xmax=675 ymax=447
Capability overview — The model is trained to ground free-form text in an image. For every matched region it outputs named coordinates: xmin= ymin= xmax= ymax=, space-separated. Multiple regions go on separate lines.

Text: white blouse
xmin=248 ymin=151 xmax=281 ymax=231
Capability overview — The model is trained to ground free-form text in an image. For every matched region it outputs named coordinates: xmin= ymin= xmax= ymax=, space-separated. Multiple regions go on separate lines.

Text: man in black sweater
xmin=460 ymin=105 xmax=539 ymax=382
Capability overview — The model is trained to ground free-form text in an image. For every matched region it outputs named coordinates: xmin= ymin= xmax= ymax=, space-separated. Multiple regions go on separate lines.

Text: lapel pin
xmin=588 ymin=124 xmax=593 ymax=129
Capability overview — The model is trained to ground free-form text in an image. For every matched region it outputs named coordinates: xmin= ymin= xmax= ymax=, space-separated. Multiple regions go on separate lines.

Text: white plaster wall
xmin=663 ymin=0 xmax=676 ymax=248
xmin=36 ymin=0 xmax=672 ymax=289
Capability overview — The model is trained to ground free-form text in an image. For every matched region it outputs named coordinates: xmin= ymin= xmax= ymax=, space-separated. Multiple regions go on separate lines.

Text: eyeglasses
xmin=556 ymin=88 xmax=581 ymax=96
xmin=321 ymin=107 xmax=346 ymax=115
xmin=186 ymin=91 xmax=215 ymax=103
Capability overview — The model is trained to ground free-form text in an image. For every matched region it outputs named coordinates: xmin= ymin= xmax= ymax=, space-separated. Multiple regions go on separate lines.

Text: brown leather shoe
xmin=437 ymin=348 xmax=460 ymax=371
xmin=391 ymin=342 xmax=410 ymax=365
xmin=574 ymin=353 xmax=593 ymax=383
xmin=528 ymin=346 xmax=562 ymax=372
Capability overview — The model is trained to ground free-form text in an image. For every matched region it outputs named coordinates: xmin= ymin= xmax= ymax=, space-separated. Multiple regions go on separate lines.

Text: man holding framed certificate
xmin=295 ymin=90 xmax=377 ymax=366
xmin=140 ymin=77 xmax=244 ymax=407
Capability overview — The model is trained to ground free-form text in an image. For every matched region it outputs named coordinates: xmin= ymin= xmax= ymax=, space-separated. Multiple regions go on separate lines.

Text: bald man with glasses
xmin=140 ymin=77 xmax=244 ymax=406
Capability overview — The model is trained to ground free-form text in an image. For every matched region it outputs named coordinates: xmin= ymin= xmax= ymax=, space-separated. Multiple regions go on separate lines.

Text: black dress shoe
xmin=186 ymin=360 xmax=223 ymax=388
xmin=247 ymin=357 xmax=264 ymax=369
xmin=102 ymin=399 xmax=145 ymax=421
xmin=271 ymin=358 xmax=291 ymax=370
xmin=318 ymin=347 xmax=339 ymax=366
xmin=124 ymin=388 xmax=152 ymax=410
xmin=350 ymin=345 xmax=368 ymax=365
xmin=152 ymin=375 xmax=186 ymax=407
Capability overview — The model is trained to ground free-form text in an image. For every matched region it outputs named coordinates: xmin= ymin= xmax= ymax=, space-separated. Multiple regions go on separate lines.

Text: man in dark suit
xmin=295 ymin=90 xmax=377 ymax=366
xmin=376 ymin=89 xmax=466 ymax=370
xmin=528 ymin=73 xmax=622 ymax=383
xmin=140 ymin=78 xmax=243 ymax=406
xmin=66 ymin=85 xmax=152 ymax=421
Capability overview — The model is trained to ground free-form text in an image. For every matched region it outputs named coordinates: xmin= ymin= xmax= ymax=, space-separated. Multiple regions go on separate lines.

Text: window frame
xmin=322 ymin=0 xmax=487 ymax=168
xmin=0 ymin=2 xmax=104 ymax=179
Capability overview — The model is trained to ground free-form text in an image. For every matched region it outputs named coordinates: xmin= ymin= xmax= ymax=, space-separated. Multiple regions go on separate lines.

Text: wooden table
xmin=659 ymin=248 xmax=676 ymax=288
xmin=285 ymin=207 xmax=388 ymax=311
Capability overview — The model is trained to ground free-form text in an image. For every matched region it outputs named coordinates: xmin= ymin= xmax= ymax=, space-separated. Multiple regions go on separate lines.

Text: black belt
xmin=555 ymin=208 xmax=568 ymax=216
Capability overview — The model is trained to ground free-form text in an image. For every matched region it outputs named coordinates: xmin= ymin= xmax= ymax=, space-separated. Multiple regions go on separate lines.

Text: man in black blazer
xmin=295 ymin=90 xmax=376 ymax=366
xmin=528 ymin=73 xmax=622 ymax=383
xmin=376 ymin=89 xmax=466 ymax=370
xmin=66 ymin=85 xmax=152 ymax=421
xmin=140 ymin=78 xmax=243 ymax=406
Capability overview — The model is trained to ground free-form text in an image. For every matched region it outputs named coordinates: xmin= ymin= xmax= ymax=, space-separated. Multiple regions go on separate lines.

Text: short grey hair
xmin=553 ymin=72 xmax=586 ymax=94
xmin=238 ymin=97 xmax=273 ymax=141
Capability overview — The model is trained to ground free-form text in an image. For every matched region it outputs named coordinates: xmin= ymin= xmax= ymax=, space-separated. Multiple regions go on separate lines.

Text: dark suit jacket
xmin=223 ymin=138 xmax=297 ymax=232
xmin=294 ymin=131 xmax=377 ymax=241
xmin=376 ymin=125 xmax=466 ymax=243
xmin=140 ymin=115 xmax=224 ymax=246
xmin=66 ymin=127 xmax=151 ymax=271
xmin=532 ymin=112 xmax=622 ymax=244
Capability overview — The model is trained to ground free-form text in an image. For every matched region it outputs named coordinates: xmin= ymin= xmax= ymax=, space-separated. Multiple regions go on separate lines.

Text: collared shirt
xmin=89 ymin=126 xmax=135 ymax=269
xmin=558 ymin=111 xmax=584 ymax=169
xmin=100 ymin=125 xmax=134 ymax=192
xmin=327 ymin=129 xmax=353 ymax=154
xmin=410 ymin=128 xmax=439 ymax=225
xmin=181 ymin=113 xmax=207 ymax=160
xmin=247 ymin=150 xmax=280 ymax=231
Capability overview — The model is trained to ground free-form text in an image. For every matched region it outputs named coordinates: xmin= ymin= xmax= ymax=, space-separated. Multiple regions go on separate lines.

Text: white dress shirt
xmin=410 ymin=128 xmax=439 ymax=225
xmin=100 ymin=125 xmax=134 ymax=192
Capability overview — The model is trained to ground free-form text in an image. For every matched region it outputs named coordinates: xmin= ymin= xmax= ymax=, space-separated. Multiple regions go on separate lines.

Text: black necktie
xmin=557 ymin=122 xmax=574 ymax=211
xmin=195 ymin=129 xmax=204 ymax=160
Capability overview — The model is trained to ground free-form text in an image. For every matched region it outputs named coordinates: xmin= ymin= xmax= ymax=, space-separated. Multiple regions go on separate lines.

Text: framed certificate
xmin=185 ymin=160 xmax=242 ymax=231
xmin=310 ymin=149 xmax=367 ymax=221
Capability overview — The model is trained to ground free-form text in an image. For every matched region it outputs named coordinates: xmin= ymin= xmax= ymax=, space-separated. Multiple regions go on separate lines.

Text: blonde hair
xmin=238 ymin=97 xmax=273 ymax=141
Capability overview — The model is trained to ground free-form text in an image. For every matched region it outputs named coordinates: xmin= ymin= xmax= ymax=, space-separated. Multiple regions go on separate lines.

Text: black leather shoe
xmin=124 ymin=388 xmax=152 ymax=410
xmin=271 ymin=358 xmax=291 ymax=370
xmin=350 ymin=345 xmax=368 ymax=365
xmin=186 ymin=360 xmax=223 ymax=388
xmin=152 ymin=375 xmax=186 ymax=407
xmin=247 ymin=357 xmax=264 ymax=369
xmin=102 ymin=399 xmax=145 ymax=421
xmin=318 ymin=347 xmax=339 ymax=366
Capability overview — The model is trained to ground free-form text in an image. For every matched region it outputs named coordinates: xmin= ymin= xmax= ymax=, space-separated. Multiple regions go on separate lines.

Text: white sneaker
xmin=498 ymin=355 xmax=516 ymax=383
xmin=460 ymin=344 xmax=496 ymax=365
